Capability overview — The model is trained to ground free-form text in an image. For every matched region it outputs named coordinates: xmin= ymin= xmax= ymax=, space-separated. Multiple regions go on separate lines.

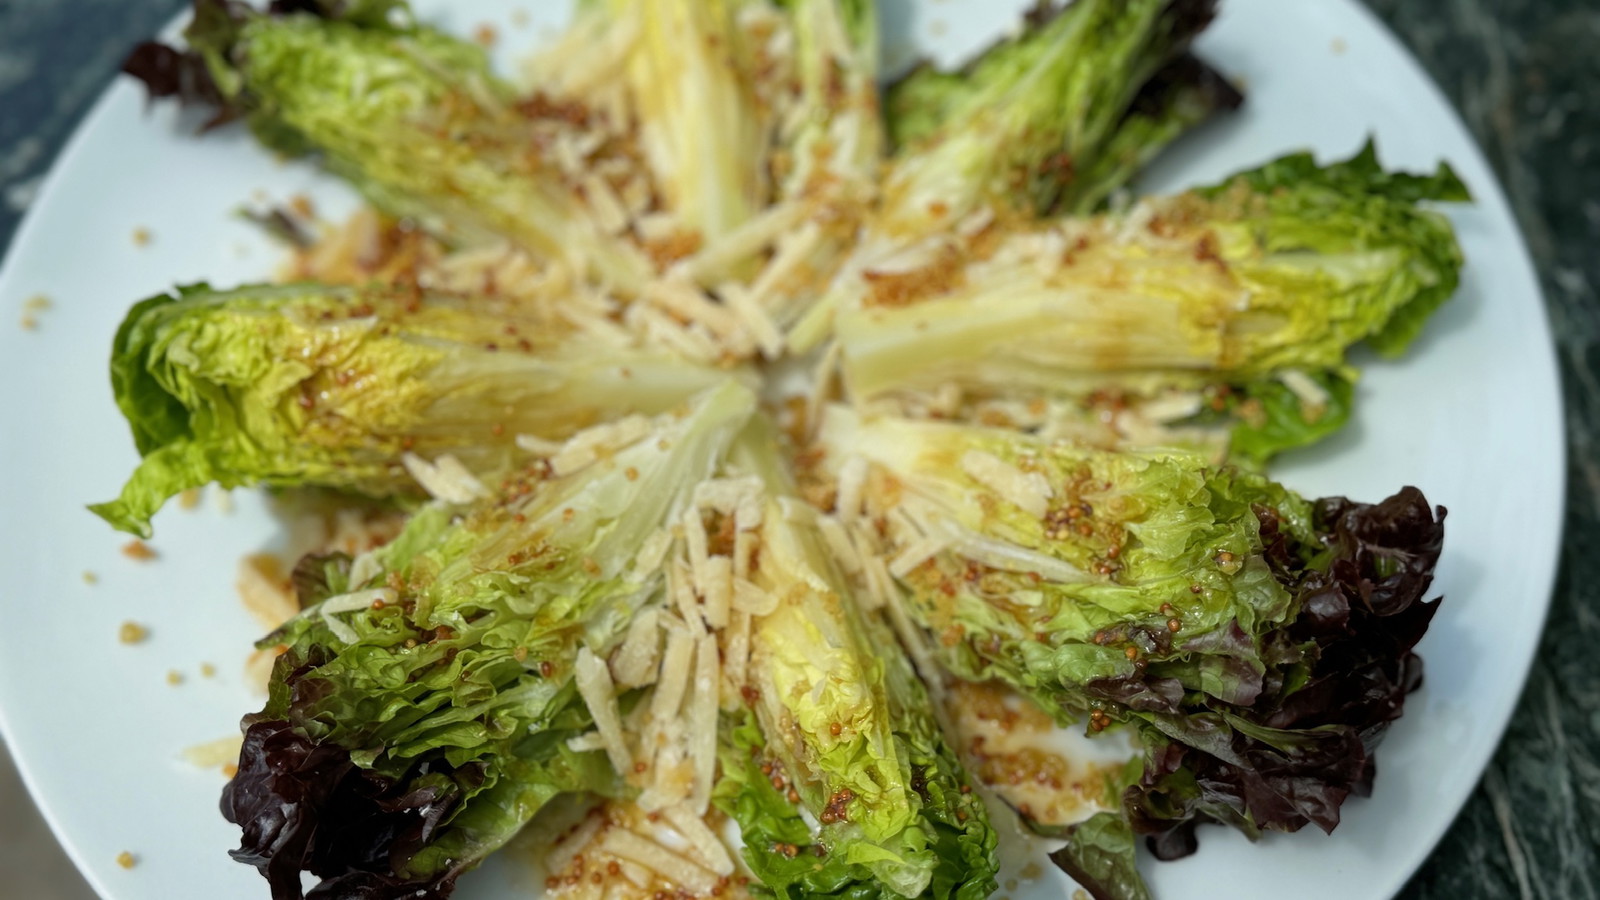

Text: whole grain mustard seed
xmin=115 ymin=851 xmax=137 ymax=869
xmin=118 ymin=621 xmax=149 ymax=644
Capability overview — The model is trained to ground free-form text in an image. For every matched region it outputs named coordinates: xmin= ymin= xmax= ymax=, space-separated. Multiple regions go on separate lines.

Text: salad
xmin=98 ymin=1 xmax=1462 ymax=899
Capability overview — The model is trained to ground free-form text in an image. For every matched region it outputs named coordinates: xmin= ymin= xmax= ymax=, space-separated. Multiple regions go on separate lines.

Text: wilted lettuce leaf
xmin=712 ymin=421 xmax=998 ymax=900
xmin=224 ymin=381 xmax=756 ymax=899
xmin=879 ymin=0 xmax=1223 ymax=227
xmin=1119 ymin=488 xmax=1445 ymax=860
xmin=1043 ymin=812 xmax=1151 ymax=900
xmin=1201 ymin=140 xmax=1471 ymax=357
xmin=823 ymin=411 xmax=1445 ymax=900
xmin=885 ymin=0 xmax=1239 ymax=215
xmin=834 ymin=144 xmax=1468 ymax=463
xmin=1222 ymin=371 xmax=1356 ymax=465
xmin=126 ymin=0 xmax=653 ymax=291
xmin=90 ymin=283 xmax=731 ymax=536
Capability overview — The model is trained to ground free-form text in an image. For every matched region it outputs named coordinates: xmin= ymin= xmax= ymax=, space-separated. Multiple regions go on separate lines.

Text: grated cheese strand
xmin=701 ymin=555 xmax=733 ymax=629
xmin=960 ymin=450 xmax=1052 ymax=518
xmin=576 ymin=647 xmax=633 ymax=775
xmin=401 ymin=453 xmax=487 ymax=504
xmin=688 ymin=633 xmax=720 ymax=814
xmin=598 ymin=830 xmax=717 ymax=895
xmin=650 ymin=628 xmax=696 ymax=721
xmin=611 ymin=607 xmax=663 ymax=688
xmin=662 ymin=805 xmax=735 ymax=876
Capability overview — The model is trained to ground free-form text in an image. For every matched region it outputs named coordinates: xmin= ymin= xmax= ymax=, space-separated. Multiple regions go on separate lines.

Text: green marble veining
xmin=1365 ymin=3 xmax=1600 ymax=897
xmin=0 ymin=1 xmax=1594 ymax=898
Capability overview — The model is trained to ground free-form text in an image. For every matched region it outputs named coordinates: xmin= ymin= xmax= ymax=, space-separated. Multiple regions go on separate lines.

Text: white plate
xmin=0 ymin=1 xmax=1564 ymax=898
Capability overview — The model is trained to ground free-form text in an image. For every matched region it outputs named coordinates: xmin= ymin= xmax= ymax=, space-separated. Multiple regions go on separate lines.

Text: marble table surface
xmin=0 ymin=1 xmax=1593 ymax=898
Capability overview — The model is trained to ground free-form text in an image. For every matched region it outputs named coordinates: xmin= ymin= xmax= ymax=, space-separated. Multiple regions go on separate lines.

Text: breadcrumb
xmin=166 ymin=670 xmax=184 ymax=686
xmin=19 ymin=293 xmax=49 ymax=331
xmin=178 ymin=488 xmax=202 ymax=510
xmin=81 ymin=570 xmax=98 ymax=585
xmin=200 ymin=662 xmax=217 ymax=678
xmin=132 ymin=226 xmax=153 ymax=247
xmin=115 ymin=851 xmax=137 ymax=869
xmin=118 ymin=621 xmax=149 ymax=645
xmin=121 ymin=540 xmax=158 ymax=561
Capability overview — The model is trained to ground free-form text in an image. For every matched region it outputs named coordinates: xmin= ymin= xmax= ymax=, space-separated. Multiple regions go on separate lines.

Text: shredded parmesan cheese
xmin=804 ymin=339 xmax=844 ymax=442
xmin=688 ymin=633 xmax=720 ymax=813
xmin=719 ymin=281 xmax=785 ymax=359
xmin=816 ymin=515 xmax=864 ymax=575
xmin=700 ymin=555 xmax=733 ymax=629
xmin=318 ymin=588 xmax=397 ymax=614
xmin=888 ymin=532 xmax=953 ymax=579
xmin=720 ymin=609 xmax=752 ymax=706
xmin=1281 ymin=369 xmax=1332 ymax=422
xmin=632 ymin=527 xmax=674 ymax=576
xmin=960 ymin=450 xmax=1052 ymax=518
xmin=611 ymin=607 xmax=663 ymax=688
xmin=649 ymin=628 xmax=695 ymax=722
xmin=662 ymin=805 xmax=736 ymax=875
xmin=683 ymin=507 xmax=711 ymax=581
xmin=543 ymin=811 xmax=607 ymax=877
xmin=597 ymin=830 xmax=717 ymax=895
xmin=576 ymin=647 xmax=633 ymax=775
xmin=550 ymin=415 xmax=654 ymax=476
xmin=401 ymin=453 xmax=488 ymax=503
xmin=515 ymin=433 xmax=566 ymax=456
xmin=670 ymin=557 xmax=706 ymax=636
xmin=835 ymin=456 xmax=868 ymax=522
xmin=566 ymin=732 xmax=609 ymax=753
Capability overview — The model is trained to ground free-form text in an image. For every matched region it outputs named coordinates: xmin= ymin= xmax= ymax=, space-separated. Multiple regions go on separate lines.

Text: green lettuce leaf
xmin=1198 ymin=139 xmax=1471 ymax=356
xmin=223 ymin=380 xmax=758 ymax=899
xmin=877 ymin=0 xmax=1223 ymax=231
xmin=1044 ymin=812 xmax=1151 ymax=900
xmin=1223 ymin=371 xmax=1355 ymax=464
xmin=821 ymin=410 xmax=1445 ymax=900
xmin=90 ymin=282 xmax=734 ymax=536
xmin=128 ymin=1 xmax=653 ymax=292
xmin=884 ymin=1 xmax=1239 ymax=215
xmin=832 ymin=144 xmax=1468 ymax=462
xmin=710 ymin=420 xmax=997 ymax=900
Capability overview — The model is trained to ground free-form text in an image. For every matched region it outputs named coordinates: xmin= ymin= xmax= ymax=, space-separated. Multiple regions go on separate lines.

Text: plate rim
xmin=0 ymin=2 xmax=1568 ymax=899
